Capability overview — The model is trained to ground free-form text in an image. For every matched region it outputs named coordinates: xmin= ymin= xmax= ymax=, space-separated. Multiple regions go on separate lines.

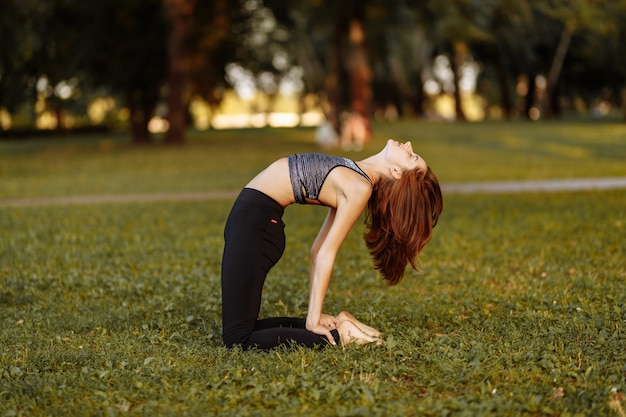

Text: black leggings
xmin=221 ymin=188 xmax=339 ymax=349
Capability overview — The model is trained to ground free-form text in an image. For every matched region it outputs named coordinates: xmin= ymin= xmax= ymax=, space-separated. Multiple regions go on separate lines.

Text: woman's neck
xmin=357 ymin=152 xmax=389 ymax=185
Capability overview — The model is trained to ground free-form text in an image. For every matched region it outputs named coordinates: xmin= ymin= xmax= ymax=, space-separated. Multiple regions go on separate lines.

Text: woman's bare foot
xmin=336 ymin=311 xmax=382 ymax=338
xmin=336 ymin=320 xmax=383 ymax=347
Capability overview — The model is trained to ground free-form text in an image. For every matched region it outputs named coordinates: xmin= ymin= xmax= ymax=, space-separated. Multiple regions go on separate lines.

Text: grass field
xmin=1 ymin=120 xmax=626 ymax=416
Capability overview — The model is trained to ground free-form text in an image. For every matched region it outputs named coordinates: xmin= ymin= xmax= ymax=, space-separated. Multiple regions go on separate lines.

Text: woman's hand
xmin=306 ymin=314 xmax=338 ymax=345
xmin=320 ymin=313 xmax=338 ymax=329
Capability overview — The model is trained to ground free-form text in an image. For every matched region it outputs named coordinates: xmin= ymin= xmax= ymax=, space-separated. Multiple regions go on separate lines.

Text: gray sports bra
xmin=288 ymin=153 xmax=373 ymax=204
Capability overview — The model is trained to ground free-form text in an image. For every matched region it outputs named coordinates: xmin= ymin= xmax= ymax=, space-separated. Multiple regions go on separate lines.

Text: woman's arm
xmin=306 ymin=180 xmax=371 ymax=343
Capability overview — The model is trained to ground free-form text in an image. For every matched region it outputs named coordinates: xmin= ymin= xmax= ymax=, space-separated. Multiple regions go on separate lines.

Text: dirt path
xmin=442 ymin=177 xmax=626 ymax=194
xmin=2 ymin=177 xmax=626 ymax=207
xmin=0 ymin=191 xmax=239 ymax=208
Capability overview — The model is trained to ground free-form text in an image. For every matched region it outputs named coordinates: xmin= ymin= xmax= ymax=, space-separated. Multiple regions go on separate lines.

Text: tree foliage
xmin=1 ymin=0 xmax=625 ymax=140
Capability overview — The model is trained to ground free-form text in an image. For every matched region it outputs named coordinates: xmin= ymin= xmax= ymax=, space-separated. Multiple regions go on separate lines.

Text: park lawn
xmin=1 ymin=192 xmax=625 ymax=416
xmin=1 ymin=120 xmax=626 ymax=415
xmin=0 ymin=119 xmax=625 ymax=199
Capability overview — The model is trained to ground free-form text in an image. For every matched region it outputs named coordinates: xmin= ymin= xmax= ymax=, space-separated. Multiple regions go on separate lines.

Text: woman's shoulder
xmin=327 ymin=166 xmax=373 ymax=202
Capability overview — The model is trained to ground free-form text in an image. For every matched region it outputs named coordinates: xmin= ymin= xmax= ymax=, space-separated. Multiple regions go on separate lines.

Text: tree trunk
xmin=411 ymin=29 xmax=432 ymax=118
xmin=163 ymin=0 xmax=194 ymax=145
xmin=324 ymin=9 xmax=346 ymax=134
xmin=495 ymin=47 xmax=513 ymax=120
xmin=345 ymin=18 xmax=372 ymax=118
xmin=451 ymin=43 xmax=466 ymax=121
xmin=622 ymin=87 xmax=626 ymax=123
xmin=541 ymin=22 xmax=574 ymax=119
xmin=524 ymin=72 xmax=537 ymax=119
xmin=127 ymin=91 xmax=151 ymax=144
xmin=55 ymin=105 xmax=64 ymax=130
xmin=411 ymin=70 xmax=425 ymax=117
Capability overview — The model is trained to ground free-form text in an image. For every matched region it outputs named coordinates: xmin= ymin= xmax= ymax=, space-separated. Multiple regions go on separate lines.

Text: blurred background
xmin=0 ymin=0 xmax=625 ymax=144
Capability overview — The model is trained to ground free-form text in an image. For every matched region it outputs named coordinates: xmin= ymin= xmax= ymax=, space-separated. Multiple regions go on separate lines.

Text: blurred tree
xmin=0 ymin=0 xmax=90 ymax=129
xmin=163 ymin=0 xmax=194 ymax=144
xmin=228 ymin=1 xmax=298 ymax=113
xmin=533 ymin=0 xmax=617 ymax=118
xmin=160 ymin=0 xmax=237 ymax=141
xmin=187 ymin=0 xmax=234 ymax=113
xmin=0 ymin=0 xmax=46 ymax=118
xmin=3 ymin=0 xmax=625 ymax=136
xmin=0 ymin=0 xmax=234 ymax=140
xmin=615 ymin=0 xmax=626 ymax=121
xmin=274 ymin=0 xmax=326 ymax=97
xmin=265 ymin=0 xmax=375 ymax=134
xmin=37 ymin=0 xmax=99 ymax=129
xmin=358 ymin=0 xmax=431 ymax=119
xmin=329 ymin=2 xmax=373 ymax=129
xmin=265 ymin=0 xmax=360 ymax=139
xmin=427 ymin=0 xmax=496 ymax=121
xmin=560 ymin=0 xmax=626 ymax=121
xmin=471 ymin=0 xmax=535 ymax=119
xmin=0 ymin=0 xmax=167 ymax=139
xmin=85 ymin=0 xmax=167 ymax=143
xmin=390 ymin=2 xmax=434 ymax=118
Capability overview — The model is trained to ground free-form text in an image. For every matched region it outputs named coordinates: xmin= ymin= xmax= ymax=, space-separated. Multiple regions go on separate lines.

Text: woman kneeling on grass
xmin=221 ymin=139 xmax=443 ymax=349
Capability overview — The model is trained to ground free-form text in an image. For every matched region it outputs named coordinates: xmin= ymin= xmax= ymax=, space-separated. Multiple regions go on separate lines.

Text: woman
xmin=221 ymin=139 xmax=443 ymax=349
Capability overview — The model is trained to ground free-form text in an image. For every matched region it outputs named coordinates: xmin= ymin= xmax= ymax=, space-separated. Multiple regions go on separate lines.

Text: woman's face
xmin=385 ymin=139 xmax=428 ymax=173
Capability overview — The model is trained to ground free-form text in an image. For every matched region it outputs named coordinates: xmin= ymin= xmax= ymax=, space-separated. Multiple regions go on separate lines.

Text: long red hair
xmin=364 ymin=166 xmax=443 ymax=285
